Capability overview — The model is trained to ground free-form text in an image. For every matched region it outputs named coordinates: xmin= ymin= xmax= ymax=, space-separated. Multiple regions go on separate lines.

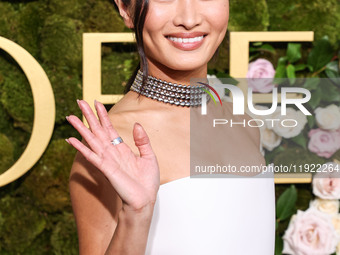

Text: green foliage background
xmin=0 ymin=0 xmax=339 ymax=253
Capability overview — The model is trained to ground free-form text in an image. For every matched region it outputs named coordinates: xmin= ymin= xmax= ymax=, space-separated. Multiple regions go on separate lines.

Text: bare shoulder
xmin=69 ymin=138 xmax=122 ymax=254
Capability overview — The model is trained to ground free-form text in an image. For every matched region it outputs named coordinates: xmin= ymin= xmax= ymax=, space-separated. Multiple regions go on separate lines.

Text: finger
xmin=133 ymin=122 xmax=155 ymax=158
xmin=66 ymin=115 xmax=104 ymax=155
xmin=94 ymin=100 xmax=119 ymax=139
xmin=77 ymin=100 xmax=109 ymax=141
xmin=66 ymin=137 xmax=102 ymax=167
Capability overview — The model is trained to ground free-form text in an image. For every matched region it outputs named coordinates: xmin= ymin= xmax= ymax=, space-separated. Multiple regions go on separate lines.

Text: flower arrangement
xmin=278 ymin=162 xmax=340 ymax=255
xmin=209 ymin=36 xmax=339 ymax=162
xmin=208 ymin=35 xmax=340 ymax=255
xmin=244 ymin=36 xmax=340 ymax=164
xmin=246 ymin=37 xmax=340 ymax=255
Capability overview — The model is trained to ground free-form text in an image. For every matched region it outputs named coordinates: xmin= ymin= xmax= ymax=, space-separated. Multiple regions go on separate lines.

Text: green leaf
xmin=252 ymin=42 xmax=263 ymax=47
xmin=306 ymin=65 xmax=314 ymax=72
xmin=325 ymin=61 xmax=340 ymax=79
xmin=275 ymin=57 xmax=288 ymax=80
xmin=307 ymin=115 xmax=315 ymax=129
xmin=249 ymin=53 xmax=260 ymax=62
xmin=287 ymin=43 xmax=302 ymax=63
xmin=294 ymin=64 xmax=307 ymax=72
xmin=275 ymin=233 xmax=283 ymax=255
xmin=249 ymin=47 xmax=258 ymax=52
xmin=249 ymin=44 xmax=275 ymax=54
xmin=275 ymin=65 xmax=286 ymax=80
xmin=259 ymin=44 xmax=276 ymax=54
xmin=265 ymin=146 xmax=285 ymax=165
xmin=291 ymin=133 xmax=307 ymax=149
xmin=307 ymin=36 xmax=334 ymax=72
xmin=303 ymin=78 xmax=320 ymax=90
xmin=286 ymin=64 xmax=296 ymax=85
xmin=278 ymin=56 xmax=288 ymax=65
xmin=276 ymin=185 xmax=297 ymax=221
xmin=308 ymin=86 xmax=322 ymax=109
xmin=320 ymin=79 xmax=340 ymax=102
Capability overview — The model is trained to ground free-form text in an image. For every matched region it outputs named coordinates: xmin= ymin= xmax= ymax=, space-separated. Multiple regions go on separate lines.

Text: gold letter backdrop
xmin=0 ymin=31 xmax=314 ymax=186
xmin=0 ymin=36 xmax=55 ymax=187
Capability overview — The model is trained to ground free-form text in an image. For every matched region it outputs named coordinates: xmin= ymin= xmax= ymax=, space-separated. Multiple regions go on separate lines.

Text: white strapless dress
xmin=145 ymin=171 xmax=276 ymax=254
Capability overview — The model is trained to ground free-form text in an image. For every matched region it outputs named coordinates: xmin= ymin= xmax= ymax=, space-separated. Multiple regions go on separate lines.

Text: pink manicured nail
xmin=76 ymin=99 xmax=80 ymax=106
xmin=65 ymin=138 xmax=70 ymax=144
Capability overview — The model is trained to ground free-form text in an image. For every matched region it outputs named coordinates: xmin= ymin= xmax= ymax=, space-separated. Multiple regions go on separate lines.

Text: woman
xmin=67 ymin=0 xmax=276 ymax=254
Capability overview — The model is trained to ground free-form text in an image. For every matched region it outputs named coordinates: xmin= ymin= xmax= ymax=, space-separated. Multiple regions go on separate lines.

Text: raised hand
xmin=65 ymin=99 xmax=160 ymax=212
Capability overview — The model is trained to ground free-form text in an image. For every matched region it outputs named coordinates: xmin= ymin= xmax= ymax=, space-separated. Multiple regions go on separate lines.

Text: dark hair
xmin=114 ymin=0 xmax=220 ymax=95
xmin=113 ymin=0 xmax=149 ymax=95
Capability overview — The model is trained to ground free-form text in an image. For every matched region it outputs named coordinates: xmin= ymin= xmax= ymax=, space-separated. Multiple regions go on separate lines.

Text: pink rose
xmin=308 ymin=128 xmax=340 ymax=158
xmin=246 ymin=58 xmax=276 ymax=93
xmin=283 ymin=207 xmax=339 ymax=255
xmin=312 ymin=162 xmax=340 ymax=199
xmin=335 ymin=128 xmax=340 ymax=143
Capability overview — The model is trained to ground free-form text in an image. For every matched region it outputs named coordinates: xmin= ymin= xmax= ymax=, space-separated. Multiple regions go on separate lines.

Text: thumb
xmin=133 ymin=122 xmax=155 ymax=158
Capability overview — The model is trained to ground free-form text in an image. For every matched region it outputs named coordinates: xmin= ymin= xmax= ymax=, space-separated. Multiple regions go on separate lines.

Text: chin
xmin=176 ymin=64 xmax=207 ymax=72
xmin=167 ymin=56 xmax=210 ymax=69
xmin=163 ymin=62 xmax=206 ymax=72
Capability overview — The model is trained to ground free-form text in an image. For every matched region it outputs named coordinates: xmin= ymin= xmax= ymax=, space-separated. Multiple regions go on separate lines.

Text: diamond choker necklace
xmin=130 ymin=69 xmax=211 ymax=107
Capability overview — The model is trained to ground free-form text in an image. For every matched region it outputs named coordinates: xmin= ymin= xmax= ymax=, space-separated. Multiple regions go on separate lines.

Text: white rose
xmin=283 ymin=207 xmax=340 ymax=255
xmin=246 ymin=105 xmax=282 ymax=151
xmin=260 ymin=127 xmax=282 ymax=151
xmin=332 ymin=214 xmax=340 ymax=255
xmin=315 ymin=104 xmax=340 ymax=130
xmin=271 ymin=107 xmax=307 ymax=139
xmin=332 ymin=214 xmax=340 ymax=236
xmin=309 ymin=198 xmax=339 ymax=215
xmin=312 ymin=162 xmax=340 ymax=199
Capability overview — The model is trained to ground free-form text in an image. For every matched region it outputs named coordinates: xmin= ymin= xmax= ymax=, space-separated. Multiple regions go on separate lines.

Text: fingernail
xmin=65 ymin=138 xmax=70 ymax=144
xmin=135 ymin=122 xmax=141 ymax=128
xmin=94 ymin=99 xmax=97 ymax=107
xmin=76 ymin=99 xmax=80 ymax=106
xmin=66 ymin=116 xmax=69 ymax=121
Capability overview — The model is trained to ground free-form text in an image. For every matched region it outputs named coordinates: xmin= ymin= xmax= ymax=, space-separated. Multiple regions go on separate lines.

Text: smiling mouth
xmin=165 ymin=35 xmax=207 ymax=43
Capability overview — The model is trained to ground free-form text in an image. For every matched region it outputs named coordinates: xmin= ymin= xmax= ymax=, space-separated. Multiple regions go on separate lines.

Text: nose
xmin=173 ymin=0 xmax=203 ymax=30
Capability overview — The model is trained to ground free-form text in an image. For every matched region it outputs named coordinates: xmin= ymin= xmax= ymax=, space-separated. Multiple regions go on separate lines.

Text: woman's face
xmin=142 ymin=0 xmax=229 ymax=73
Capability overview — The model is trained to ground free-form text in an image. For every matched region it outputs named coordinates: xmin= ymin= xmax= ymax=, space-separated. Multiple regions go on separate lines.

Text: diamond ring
xmin=111 ymin=137 xmax=123 ymax=146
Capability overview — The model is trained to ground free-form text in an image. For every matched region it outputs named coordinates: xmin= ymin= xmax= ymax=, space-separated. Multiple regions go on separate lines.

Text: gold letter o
xmin=0 ymin=36 xmax=55 ymax=187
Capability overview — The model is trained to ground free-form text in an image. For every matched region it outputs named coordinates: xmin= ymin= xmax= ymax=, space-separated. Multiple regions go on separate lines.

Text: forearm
xmin=104 ymin=203 xmax=155 ymax=255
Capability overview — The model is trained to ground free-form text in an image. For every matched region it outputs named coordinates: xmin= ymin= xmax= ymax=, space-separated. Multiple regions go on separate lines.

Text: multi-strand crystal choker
xmin=130 ymin=69 xmax=211 ymax=107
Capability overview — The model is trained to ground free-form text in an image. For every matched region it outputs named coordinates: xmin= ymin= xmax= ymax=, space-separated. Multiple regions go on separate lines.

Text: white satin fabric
xmin=145 ymin=171 xmax=276 ymax=254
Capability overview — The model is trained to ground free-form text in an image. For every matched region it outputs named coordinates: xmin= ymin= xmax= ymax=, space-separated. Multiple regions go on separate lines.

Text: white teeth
xmin=168 ymin=36 xmax=204 ymax=43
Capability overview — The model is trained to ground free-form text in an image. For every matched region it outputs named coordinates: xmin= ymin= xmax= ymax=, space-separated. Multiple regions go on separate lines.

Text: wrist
xmin=119 ymin=202 xmax=155 ymax=226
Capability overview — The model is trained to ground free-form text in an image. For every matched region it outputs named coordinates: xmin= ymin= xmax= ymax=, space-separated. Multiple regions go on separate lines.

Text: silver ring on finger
xmin=111 ymin=137 xmax=124 ymax=146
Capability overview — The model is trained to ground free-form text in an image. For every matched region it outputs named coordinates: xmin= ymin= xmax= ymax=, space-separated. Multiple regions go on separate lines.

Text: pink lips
xmin=165 ymin=32 xmax=207 ymax=51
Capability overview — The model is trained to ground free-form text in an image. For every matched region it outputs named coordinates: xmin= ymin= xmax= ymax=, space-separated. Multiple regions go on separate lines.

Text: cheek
xmin=143 ymin=4 xmax=170 ymax=36
xmin=206 ymin=2 xmax=229 ymax=33
xmin=142 ymin=4 xmax=173 ymax=58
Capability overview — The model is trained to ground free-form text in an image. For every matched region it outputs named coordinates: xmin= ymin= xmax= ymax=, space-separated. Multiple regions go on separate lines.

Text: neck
xmin=141 ymin=60 xmax=208 ymax=86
